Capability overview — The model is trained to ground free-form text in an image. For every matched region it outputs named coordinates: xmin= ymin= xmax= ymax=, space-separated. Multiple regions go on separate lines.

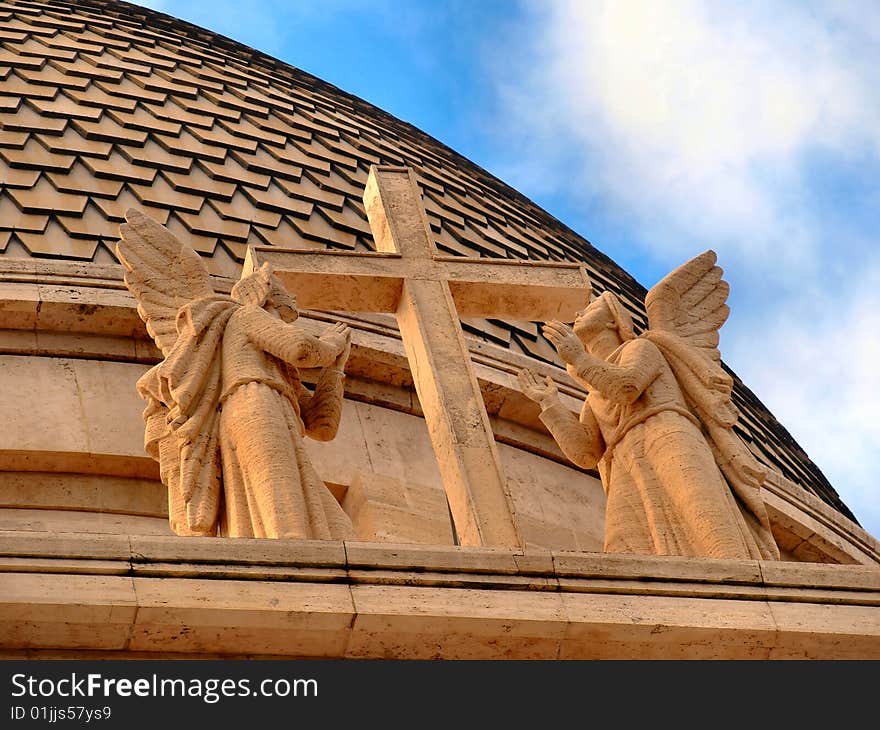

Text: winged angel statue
xmin=518 ymin=251 xmax=780 ymax=560
xmin=117 ymin=209 xmax=355 ymax=540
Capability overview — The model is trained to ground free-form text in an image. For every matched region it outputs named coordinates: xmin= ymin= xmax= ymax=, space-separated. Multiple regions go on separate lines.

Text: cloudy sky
xmin=142 ymin=0 xmax=880 ymax=540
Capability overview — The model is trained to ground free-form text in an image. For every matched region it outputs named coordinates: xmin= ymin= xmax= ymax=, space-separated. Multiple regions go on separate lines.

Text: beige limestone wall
xmin=0 ymin=509 xmax=172 ymax=536
xmin=0 ymin=269 xmax=877 ymax=562
xmin=502 ymin=443 xmax=604 ymax=551
xmin=0 ymin=356 xmax=153 ymax=477
xmin=0 ymin=354 xmax=607 ymax=550
xmin=0 ymin=350 xmax=876 ymax=562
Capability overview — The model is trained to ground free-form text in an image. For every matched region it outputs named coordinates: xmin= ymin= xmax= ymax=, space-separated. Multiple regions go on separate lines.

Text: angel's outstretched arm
xmin=299 ymin=325 xmax=349 ymax=440
xmin=539 ymin=399 xmax=604 ymax=470
xmin=567 ymin=339 xmax=663 ymax=406
xmin=518 ymin=368 xmax=604 ymax=468
xmin=242 ymin=306 xmax=341 ymax=367
xmin=298 ymin=368 xmax=346 ymax=442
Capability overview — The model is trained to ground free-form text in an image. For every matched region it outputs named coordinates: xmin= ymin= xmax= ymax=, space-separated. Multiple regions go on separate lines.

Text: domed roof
xmin=0 ymin=0 xmax=856 ymax=522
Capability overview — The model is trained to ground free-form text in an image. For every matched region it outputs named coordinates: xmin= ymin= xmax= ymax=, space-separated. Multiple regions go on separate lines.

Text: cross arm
xmin=244 ymin=246 xmax=414 ymax=313
xmin=436 ymin=256 xmax=592 ymax=321
xmin=245 ymin=245 xmax=593 ymax=321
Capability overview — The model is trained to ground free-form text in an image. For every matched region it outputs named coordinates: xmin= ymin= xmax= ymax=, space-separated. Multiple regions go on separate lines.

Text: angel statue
xmin=518 ymin=251 xmax=780 ymax=560
xmin=117 ymin=209 xmax=356 ymax=540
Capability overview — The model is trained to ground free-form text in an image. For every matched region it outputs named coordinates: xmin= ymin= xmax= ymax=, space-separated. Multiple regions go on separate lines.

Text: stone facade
xmin=0 ymin=0 xmax=878 ymax=658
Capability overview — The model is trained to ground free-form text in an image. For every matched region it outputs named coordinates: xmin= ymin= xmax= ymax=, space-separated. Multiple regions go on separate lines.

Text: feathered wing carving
xmin=116 ymin=208 xmax=215 ymax=357
xmin=643 ymin=250 xmax=779 ymax=558
xmin=645 ymin=250 xmax=736 ymax=423
xmin=645 ymin=249 xmax=729 ymax=358
xmin=117 ymin=208 xmax=234 ymax=536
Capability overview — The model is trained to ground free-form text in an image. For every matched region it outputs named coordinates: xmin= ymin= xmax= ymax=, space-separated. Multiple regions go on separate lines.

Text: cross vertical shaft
xmin=246 ymin=166 xmax=592 ymax=547
xmin=364 ymin=167 xmax=520 ymax=547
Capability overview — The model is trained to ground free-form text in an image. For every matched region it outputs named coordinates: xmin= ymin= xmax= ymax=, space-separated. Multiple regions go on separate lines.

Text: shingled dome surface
xmin=0 ymin=0 xmax=856 ymax=522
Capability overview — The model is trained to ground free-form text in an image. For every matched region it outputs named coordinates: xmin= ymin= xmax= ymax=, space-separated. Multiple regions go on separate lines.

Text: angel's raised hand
xmin=517 ymin=368 xmax=559 ymax=408
xmin=332 ymin=326 xmax=352 ymax=370
xmin=322 ymin=322 xmax=347 ymax=336
xmin=320 ymin=322 xmax=349 ymax=357
xmin=542 ymin=321 xmax=584 ymax=365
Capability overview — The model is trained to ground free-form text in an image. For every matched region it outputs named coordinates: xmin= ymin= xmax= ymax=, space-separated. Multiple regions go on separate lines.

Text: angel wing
xmin=642 ymin=251 xmax=778 ymax=557
xmin=644 ymin=250 xmax=729 ymax=360
xmin=644 ymin=249 xmax=734 ymax=414
xmin=117 ymin=208 xmax=231 ymax=536
xmin=116 ymin=208 xmax=214 ymax=356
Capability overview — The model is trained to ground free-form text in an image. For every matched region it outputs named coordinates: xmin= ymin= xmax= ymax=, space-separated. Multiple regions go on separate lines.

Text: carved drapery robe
xmin=119 ymin=209 xmax=354 ymax=540
xmin=217 ymin=304 xmax=355 ymax=539
xmin=139 ymin=301 xmax=354 ymax=540
xmin=539 ymin=337 xmax=777 ymax=560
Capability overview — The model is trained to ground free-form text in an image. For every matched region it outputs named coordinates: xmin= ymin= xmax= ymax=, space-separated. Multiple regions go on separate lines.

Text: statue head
xmin=573 ymin=291 xmax=635 ymax=350
xmin=231 ymin=263 xmax=299 ymax=322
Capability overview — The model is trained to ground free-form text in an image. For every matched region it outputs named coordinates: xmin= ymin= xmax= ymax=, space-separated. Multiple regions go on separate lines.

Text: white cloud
xmin=727 ymin=265 xmax=880 ymax=537
xmin=499 ymin=0 xmax=880 ymax=265
xmin=491 ymin=0 xmax=880 ymax=537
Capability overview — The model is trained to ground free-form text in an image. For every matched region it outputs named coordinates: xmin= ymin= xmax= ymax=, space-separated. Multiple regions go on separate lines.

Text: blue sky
xmin=142 ymin=0 xmax=880 ymax=540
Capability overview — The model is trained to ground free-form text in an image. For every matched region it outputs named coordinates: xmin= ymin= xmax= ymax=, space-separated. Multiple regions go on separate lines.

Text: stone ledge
xmin=1 ymin=531 xmax=879 ymax=595
xmin=764 ymin=470 xmax=880 ymax=564
xmin=1 ymin=531 xmax=879 ymax=658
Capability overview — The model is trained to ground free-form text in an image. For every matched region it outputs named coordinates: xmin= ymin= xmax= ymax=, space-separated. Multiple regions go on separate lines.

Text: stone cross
xmin=244 ymin=165 xmax=591 ymax=548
